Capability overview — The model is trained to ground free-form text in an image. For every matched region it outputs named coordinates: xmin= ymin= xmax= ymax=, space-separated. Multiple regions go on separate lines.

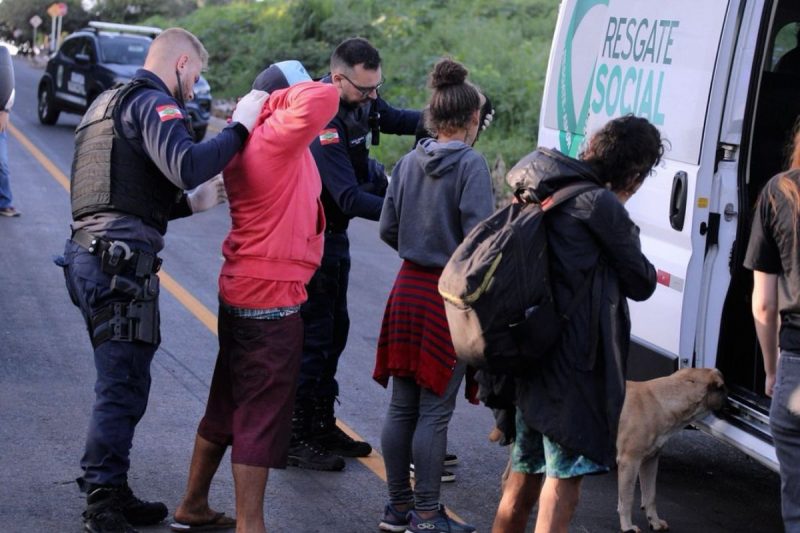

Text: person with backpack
xmin=372 ymin=58 xmax=494 ymax=533
xmin=491 ymin=115 xmax=663 ymax=533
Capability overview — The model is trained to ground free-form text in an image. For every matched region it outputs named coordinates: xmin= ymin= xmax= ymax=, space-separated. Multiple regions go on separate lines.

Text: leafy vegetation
xmin=147 ymin=0 xmax=558 ymax=170
xmin=2 ymin=0 xmax=557 ymax=168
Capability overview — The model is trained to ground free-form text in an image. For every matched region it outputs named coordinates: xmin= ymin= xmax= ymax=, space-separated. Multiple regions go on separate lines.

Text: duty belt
xmin=71 ymin=229 xmax=161 ymax=278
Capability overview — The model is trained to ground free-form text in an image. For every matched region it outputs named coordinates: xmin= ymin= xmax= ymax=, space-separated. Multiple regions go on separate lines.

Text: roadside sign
xmin=47 ymin=3 xmax=68 ymax=17
xmin=30 ymin=15 xmax=43 ymax=29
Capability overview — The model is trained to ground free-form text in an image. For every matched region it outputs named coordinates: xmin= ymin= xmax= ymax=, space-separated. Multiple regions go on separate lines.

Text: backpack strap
xmin=540 ymin=181 xmax=599 ymax=211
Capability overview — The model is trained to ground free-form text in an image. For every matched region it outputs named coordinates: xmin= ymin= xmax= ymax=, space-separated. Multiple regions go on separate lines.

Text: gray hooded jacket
xmin=379 ymin=138 xmax=494 ymax=267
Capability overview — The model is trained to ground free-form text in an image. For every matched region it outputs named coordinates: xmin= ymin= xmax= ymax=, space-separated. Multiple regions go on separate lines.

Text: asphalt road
xmin=0 ymin=55 xmax=784 ymax=533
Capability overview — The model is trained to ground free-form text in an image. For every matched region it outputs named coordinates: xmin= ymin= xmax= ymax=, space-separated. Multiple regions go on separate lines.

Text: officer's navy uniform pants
xmin=61 ymin=239 xmax=158 ymax=488
xmin=297 ymin=231 xmax=350 ymax=401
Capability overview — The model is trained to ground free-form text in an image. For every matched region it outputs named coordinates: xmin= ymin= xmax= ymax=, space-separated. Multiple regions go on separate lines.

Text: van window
xmin=772 ymin=22 xmax=800 ymax=72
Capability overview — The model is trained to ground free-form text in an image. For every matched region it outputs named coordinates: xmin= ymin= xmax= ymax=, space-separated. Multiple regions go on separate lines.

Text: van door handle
xmin=669 ymin=170 xmax=688 ymax=231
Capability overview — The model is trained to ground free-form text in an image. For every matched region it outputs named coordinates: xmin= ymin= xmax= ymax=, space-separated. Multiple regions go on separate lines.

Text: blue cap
xmin=252 ymin=60 xmax=311 ymax=92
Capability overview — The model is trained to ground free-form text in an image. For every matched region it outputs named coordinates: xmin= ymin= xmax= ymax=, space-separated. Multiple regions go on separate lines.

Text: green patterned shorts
xmin=511 ymin=409 xmax=609 ymax=478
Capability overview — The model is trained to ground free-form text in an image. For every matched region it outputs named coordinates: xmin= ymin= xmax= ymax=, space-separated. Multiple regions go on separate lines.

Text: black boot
xmin=311 ymin=395 xmax=372 ymax=457
xmin=287 ymin=399 xmax=346 ymax=471
xmin=82 ymin=486 xmax=137 ymax=533
xmin=117 ymin=483 xmax=168 ymax=525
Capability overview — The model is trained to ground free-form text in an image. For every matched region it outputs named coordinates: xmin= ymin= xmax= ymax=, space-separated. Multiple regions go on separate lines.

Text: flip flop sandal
xmin=169 ymin=512 xmax=236 ymax=532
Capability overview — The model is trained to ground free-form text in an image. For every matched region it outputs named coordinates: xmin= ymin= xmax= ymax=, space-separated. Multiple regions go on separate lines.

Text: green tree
xmin=89 ymin=0 xmax=196 ymax=24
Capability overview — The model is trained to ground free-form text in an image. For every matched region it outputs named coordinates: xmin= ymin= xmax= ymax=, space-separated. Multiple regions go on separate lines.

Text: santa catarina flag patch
xmin=319 ymin=129 xmax=339 ymax=145
xmin=156 ymin=104 xmax=183 ymax=122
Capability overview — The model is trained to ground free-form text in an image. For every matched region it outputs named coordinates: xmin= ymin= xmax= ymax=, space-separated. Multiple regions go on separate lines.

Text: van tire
xmin=38 ymin=84 xmax=60 ymax=125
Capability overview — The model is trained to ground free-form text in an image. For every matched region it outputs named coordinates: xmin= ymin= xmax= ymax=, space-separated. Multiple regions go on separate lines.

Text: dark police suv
xmin=37 ymin=21 xmax=212 ymax=141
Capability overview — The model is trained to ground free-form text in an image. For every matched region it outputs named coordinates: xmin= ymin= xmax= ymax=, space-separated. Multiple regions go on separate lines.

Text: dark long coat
xmin=512 ymin=148 xmax=657 ymax=468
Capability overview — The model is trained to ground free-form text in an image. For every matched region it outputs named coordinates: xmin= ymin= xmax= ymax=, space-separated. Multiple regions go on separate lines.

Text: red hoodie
xmin=219 ymin=81 xmax=339 ymax=308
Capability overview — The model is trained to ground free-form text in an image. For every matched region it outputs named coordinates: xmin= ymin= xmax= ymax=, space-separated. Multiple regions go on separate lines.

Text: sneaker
xmin=0 ymin=207 xmax=20 ymax=217
xmin=379 ymin=503 xmax=413 ymax=532
xmin=117 ymin=483 xmax=168 ymax=525
xmin=443 ymin=453 xmax=459 ymax=467
xmin=313 ymin=424 xmax=372 ymax=457
xmin=287 ymin=438 xmax=346 ymax=471
xmin=405 ymin=506 xmax=476 ymax=533
xmin=409 ymin=464 xmax=456 ymax=483
xmin=82 ymin=487 xmax=138 ymax=533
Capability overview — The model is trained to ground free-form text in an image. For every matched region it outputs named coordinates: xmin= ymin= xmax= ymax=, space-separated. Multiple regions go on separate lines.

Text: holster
xmin=90 ymin=274 xmax=160 ymax=347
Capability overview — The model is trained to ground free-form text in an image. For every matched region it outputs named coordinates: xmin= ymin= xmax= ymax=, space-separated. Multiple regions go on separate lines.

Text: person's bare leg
xmin=534 ymin=476 xmax=583 ymax=533
xmin=232 ymin=463 xmax=268 ymax=533
xmin=492 ymin=471 xmax=544 ymax=533
xmin=174 ymin=434 xmax=227 ymax=524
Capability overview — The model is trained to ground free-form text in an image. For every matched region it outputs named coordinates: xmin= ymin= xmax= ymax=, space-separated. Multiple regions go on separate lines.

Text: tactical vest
xmin=70 ymin=79 xmax=183 ymax=235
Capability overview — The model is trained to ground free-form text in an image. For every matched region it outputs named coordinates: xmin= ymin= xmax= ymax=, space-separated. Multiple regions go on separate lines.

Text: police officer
xmin=58 ymin=28 xmax=267 ymax=533
xmin=287 ymin=37 xmax=422 ymax=471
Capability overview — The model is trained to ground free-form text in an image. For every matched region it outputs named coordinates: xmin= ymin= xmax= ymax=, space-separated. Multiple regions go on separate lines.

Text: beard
xmin=339 ymin=94 xmax=369 ymax=110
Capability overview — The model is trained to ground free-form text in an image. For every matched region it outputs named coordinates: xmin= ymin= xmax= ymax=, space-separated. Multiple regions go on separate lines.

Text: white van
xmin=538 ymin=0 xmax=800 ymax=471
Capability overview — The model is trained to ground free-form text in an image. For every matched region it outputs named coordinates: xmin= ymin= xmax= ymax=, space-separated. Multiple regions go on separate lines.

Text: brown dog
xmin=616 ymin=368 xmax=727 ymax=532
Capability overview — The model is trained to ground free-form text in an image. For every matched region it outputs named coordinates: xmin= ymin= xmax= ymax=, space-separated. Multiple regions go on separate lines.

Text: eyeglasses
xmin=339 ymin=73 xmax=383 ymax=97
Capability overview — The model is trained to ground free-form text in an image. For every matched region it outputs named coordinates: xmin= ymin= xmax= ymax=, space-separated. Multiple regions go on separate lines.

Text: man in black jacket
xmin=287 ymin=37 xmax=422 ymax=471
xmin=492 ymin=115 xmax=663 ymax=533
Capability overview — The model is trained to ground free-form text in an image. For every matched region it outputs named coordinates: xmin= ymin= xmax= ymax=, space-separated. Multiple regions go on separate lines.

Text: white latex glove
xmin=188 ymin=174 xmax=227 ymax=213
xmin=231 ymin=89 xmax=269 ymax=132
xmin=481 ymin=107 xmax=494 ymax=131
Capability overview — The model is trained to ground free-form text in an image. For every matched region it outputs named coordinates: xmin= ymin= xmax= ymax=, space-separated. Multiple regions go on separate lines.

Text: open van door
xmin=707 ymin=0 xmax=800 ymax=470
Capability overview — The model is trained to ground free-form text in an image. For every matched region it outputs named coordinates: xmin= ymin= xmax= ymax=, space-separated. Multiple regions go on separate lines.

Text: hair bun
xmin=430 ymin=58 xmax=468 ymax=89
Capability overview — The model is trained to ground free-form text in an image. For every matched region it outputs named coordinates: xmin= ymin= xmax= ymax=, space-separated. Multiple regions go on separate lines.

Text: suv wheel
xmin=38 ymin=84 xmax=60 ymax=125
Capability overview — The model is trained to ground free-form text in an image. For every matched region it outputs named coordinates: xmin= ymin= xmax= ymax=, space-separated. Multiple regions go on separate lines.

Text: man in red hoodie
xmin=171 ymin=60 xmax=339 ymax=533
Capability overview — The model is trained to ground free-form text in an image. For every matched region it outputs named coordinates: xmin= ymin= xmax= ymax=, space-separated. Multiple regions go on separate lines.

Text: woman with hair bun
xmin=372 ymin=58 xmax=493 ymax=533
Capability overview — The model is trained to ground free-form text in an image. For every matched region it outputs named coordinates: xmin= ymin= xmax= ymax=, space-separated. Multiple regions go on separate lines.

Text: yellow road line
xmin=159 ymin=270 xmax=218 ymax=334
xmin=10 ymin=122 xmax=221 ymax=335
xmin=9 ymin=122 xmax=70 ymax=190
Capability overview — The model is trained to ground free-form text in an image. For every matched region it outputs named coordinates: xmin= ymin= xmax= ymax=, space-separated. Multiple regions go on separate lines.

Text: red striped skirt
xmin=373 ymin=260 xmax=457 ymax=397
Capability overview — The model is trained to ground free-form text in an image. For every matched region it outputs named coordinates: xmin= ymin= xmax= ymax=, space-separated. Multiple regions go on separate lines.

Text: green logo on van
xmin=557 ymin=0 xmax=608 ymax=156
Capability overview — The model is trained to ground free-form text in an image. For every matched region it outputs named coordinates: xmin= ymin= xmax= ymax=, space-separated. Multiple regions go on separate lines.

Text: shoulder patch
xmin=156 ymin=104 xmax=183 ymax=122
xmin=319 ymin=128 xmax=339 ymax=145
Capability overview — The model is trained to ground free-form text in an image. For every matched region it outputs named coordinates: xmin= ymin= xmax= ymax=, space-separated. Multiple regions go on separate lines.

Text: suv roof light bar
xmin=87 ymin=21 xmax=162 ymax=37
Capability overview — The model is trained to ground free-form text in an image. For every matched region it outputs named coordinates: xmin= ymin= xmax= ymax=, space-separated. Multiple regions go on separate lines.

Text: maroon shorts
xmin=198 ymin=308 xmax=303 ymax=468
